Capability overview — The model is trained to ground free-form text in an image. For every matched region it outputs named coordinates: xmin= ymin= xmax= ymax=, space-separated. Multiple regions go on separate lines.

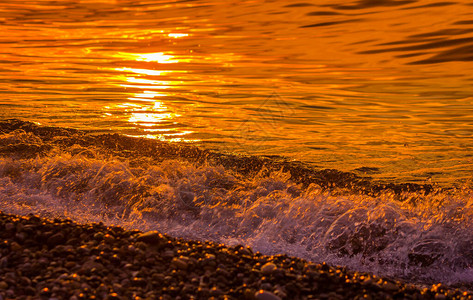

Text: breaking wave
xmin=1 ymin=119 xmax=473 ymax=288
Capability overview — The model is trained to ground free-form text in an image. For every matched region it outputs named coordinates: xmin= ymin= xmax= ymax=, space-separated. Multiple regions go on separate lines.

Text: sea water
xmin=1 ymin=0 xmax=473 ymax=288
xmin=1 ymin=120 xmax=473 ymax=288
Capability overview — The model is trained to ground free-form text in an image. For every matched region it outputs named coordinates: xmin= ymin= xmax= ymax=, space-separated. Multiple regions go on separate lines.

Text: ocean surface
xmin=1 ymin=0 xmax=473 ymax=288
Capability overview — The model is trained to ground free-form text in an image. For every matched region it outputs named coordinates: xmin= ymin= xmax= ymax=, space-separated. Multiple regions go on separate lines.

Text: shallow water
xmin=1 ymin=0 xmax=473 ymax=184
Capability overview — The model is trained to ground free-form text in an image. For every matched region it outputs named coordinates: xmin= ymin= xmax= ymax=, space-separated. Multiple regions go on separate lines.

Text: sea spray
xmin=1 ymin=123 xmax=473 ymax=288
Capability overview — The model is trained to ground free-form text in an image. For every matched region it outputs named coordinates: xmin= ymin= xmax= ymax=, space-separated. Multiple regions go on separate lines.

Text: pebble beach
xmin=1 ymin=211 xmax=472 ymax=300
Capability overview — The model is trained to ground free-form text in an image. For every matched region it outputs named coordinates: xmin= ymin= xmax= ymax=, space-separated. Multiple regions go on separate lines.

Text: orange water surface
xmin=1 ymin=0 xmax=473 ymax=184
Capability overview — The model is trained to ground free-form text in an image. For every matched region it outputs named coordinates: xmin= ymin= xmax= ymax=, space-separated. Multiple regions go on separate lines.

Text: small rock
xmin=106 ymin=293 xmax=122 ymax=300
xmin=273 ymin=286 xmax=287 ymax=299
xmin=80 ymin=260 xmax=104 ymax=274
xmin=136 ymin=231 xmax=163 ymax=244
xmin=24 ymin=286 xmax=35 ymax=296
xmin=66 ymin=238 xmax=80 ymax=245
xmin=435 ymin=294 xmax=447 ymax=300
xmin=0 ymin=257 xmax=7 ymax=268
xmin=197 ymin=287 xmax=210 ymax=297
xmin=5 ymin=223 xmax=14 ymax=231
xmin=255 ymin=290 xmax=281 ymax=300
xmin=135 ymin=241 xmax=148 ymax=251
xmin=163 ymin=250 xmax=175 ymax=258
xmin=383 ymin=281 xmax=399 ymax=292
xmin=244 ymin=289 xmax=256 ymax=299
xmin=47 ymin=233 xmax=65 ymax=247
xmin=103 ymin=234 xmax=115 ymax=244
xmin=15 ymin=232 xmax=26 ymax=242
xmin=240 ymin=247 xmax=253 ymax=256
xmin=10 ymin=241 xmax=22 ymax=251
xmin=261 ymin=262 xmax=277 ymax=275
xmin=93 ymin=232 xmax=104 ymax=240
xmin=172 ymin=256 xmax=189 ymax=270
xmin=362 ymin=278 xmax=375 ymax=286
xmin=216 ymin=267 xmax=230 ymax=278
xmin=39 ymin=287 xmax=51 ymax=296
xmin=132 ymin=277 xmax=147 ymax=287
xmin=205 ymin=253 xmax=216 ymax=260
xmin=0 ymin=281 xmax=8 ymax=289
xmin=210 ymin=287 xmax=223 ymax=296
xmin=261 ymin=283 xmax=272 ymax=290
xmin=152 ymin=273 xmax=165 ymax=282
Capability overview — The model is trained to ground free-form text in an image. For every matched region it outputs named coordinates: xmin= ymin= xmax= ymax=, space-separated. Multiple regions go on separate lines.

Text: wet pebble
xmin=47 ymin=232 xmax=65 ymax=247
xmin=172 ymin=256 xmax=189 ymax=270
xmin=261 ymin=262 xmax=277 ymax=275
xmin=10 ymin=241 xmax=21 ymax=251
xmin=4 ymin=223 xmax=14 ymax=231
xmin=0 ymin=281 xmax=8 ymax=289
xmin=383 ymin=281 xmax=399 ymax=292
xmin=255 ymin=290 xmax=282 ymax=300
xmin=136 ymin=231 xmax=164 ymax=245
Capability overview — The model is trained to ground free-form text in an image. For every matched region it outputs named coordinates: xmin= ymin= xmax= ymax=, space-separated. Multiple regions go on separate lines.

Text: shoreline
xmin=1 ymin=211 xmax=472 ymax=299
xmin=0 ymin=118 xmax=439 ymax=198
xmin=2 ymin=119 xmax=473 ymax=298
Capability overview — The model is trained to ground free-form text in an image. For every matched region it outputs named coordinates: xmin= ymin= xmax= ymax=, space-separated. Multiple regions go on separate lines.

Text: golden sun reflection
xmin=128 ymin=111 xmax=174 ymax=126
xmin=118 ymin=52 xmax=187 ymax=64
xmin=122 ymin=77 xmax=171 ymax=89
xmin=115 ymin=51 xmax=242 ymax=65
xmin=128 ymin=91 xmax=167 ymax=101
xmin=104 ymin=49 xmax=244 ymax=142
xmin=168 ymin=33 xmax=189 ymax=38
xmin=104 ymin=56 xmax=194 ymax=141
xmin=115 ymin=67 xmax=187 ymax=77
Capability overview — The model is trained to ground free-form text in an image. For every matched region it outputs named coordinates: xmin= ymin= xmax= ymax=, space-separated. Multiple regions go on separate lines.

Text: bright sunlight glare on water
xmin=1 ymin=0 xmax=473 ymax=185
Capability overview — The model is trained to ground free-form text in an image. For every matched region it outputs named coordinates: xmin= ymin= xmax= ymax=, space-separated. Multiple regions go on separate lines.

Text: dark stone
xmin=105 ymin=293 xmax=122 ymax=300
xmin=131 ymin=277 xmax=147 ymax=288
xmin=47 ymin=233 xmax=66 ymax=247
xmin=255 ymin=290 xmax=282 ymax=300
xmin=136 ymin=231 xmax=164 ymax=245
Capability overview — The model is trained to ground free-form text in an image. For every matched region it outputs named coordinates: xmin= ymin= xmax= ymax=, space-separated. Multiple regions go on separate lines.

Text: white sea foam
xmin=1 ymin=130 xmax=473 ymax=287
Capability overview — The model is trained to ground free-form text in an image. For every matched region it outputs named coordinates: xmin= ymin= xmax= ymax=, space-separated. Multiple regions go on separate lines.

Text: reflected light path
xmin=2 ymin=0 xmax=473 ymax=184
xmin=119 ymin=52 xmax=184 ymax=64
xmin=104 ymin=35 xmax=246 ymax=143
xmin=105 ymin=49 xmax=197 ymax=142
xmin=100 ymin=29 xmax=196 ymax=142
